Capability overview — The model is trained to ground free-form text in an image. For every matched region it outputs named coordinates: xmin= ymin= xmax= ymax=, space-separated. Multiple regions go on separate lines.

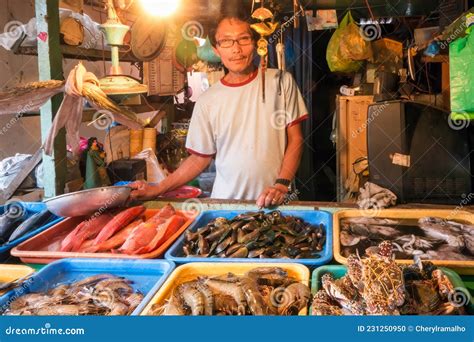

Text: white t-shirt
xmin=185 ymin=68 xmax=308 ymax=200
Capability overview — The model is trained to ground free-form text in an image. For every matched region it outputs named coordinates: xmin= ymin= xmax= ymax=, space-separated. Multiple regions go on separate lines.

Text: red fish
xmin=60 ymin=213 xmax=114 ymax=252
xmin=82 ymin=219 xmax=143 ymax=253
xmin=93 ymin=206 xmax=145 ymax=245
xmin=132 ymin=215 xmax=185 ymax=255
xmin=118 ymin=205 xmax=176 ymax=254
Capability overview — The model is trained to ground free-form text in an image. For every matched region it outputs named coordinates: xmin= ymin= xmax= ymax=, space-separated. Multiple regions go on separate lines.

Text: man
xmin=131 ymin=13 xmax=308 ymax=207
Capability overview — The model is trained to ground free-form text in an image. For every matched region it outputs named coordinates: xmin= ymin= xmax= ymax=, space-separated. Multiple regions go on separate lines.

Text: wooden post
xmin=35 ymin=0 xmax=66 ymax=198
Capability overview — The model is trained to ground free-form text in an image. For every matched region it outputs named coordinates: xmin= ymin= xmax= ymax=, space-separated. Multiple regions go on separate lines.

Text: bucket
xmin=129 ymin=129 xmax=143 ymax=157
xmin=142 ymin=128 xmax=157 ymax=154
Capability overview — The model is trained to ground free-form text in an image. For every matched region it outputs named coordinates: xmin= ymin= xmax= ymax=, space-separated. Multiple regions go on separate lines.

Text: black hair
xmin=208 ymin=3 xmax=258 ymax=47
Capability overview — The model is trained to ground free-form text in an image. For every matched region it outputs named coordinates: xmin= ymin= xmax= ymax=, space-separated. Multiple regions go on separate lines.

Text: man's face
xmin=212 ymin=18 xmax=255 ymax=74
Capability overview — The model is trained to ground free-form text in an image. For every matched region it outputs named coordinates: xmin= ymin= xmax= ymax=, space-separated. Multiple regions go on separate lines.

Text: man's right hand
xmin=129 ymin=180 xmax=158 ymax=200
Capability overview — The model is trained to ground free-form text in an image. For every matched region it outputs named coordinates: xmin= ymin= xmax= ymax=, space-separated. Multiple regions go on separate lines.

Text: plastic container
xmin=165 ymin=210 xmax=333 ymax=267
xmin=333 ymin=209 xmax=474 ymax=274
xmin=0 ymin=202 xmax=63 ymax=262
xmin=11 ymin=209 xmax=195 ymax=264
xmin=310 ymin=264 xmax=474 ymax=315
xmin=0 ymin=258 xmax=175 ymax=315
xmin=0 ymin=264 xmax=35 ymax=296
xmin=139 ymin=262 xmax=310 ymax=315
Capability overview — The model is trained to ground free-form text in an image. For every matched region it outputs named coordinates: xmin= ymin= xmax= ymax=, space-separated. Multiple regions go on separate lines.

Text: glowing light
xmin=140 ymin=0 xmax=180 ymax=17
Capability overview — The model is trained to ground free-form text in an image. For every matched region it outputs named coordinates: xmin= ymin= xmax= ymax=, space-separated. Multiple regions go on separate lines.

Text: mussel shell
xmin=228 ymin=246 xmax=249 ymax=258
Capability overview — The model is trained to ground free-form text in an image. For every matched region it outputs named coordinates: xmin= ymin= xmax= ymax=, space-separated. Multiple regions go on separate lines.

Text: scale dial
xmin=131 ymin=16 xmax=167 ymax=61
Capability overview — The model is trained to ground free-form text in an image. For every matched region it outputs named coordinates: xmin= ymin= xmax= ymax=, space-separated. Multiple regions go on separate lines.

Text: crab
xmin=400 ymin=260 xmax=465 ymax=315
xmin=311 ymin=290 xmax=343 ymax=316
xmin=321 ymin=273 xmax=365 ymax=315
xmin=313 ymin=241 xmax=466 ymax=316
xmin=350 ymin=241 xmax=405 ymax=315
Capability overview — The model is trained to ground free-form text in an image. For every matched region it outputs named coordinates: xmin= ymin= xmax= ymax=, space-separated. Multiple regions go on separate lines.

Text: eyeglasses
xmin=216 ymin=36 xmax=253 ymax=48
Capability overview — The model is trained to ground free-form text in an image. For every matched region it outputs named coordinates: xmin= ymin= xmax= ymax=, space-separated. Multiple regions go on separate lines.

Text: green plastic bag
xmin=326 ymin=11 xmax=363 ymax=73
xmin=450 ymin=26 xmax=474 ymax=119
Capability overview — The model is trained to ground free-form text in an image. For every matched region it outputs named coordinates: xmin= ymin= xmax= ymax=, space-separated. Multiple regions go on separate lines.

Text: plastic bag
xmin=326 ymin=11 xmax=363 ymax=73
xmin=104 ymin=126 xmax=130 ymax=164
xmin=133 ymin=148 xmax=168 ymax=183
xmin=340 ymin=14 xmax=373 ymax=61
xmin=450 ymin=26 xmax=474 ymax=117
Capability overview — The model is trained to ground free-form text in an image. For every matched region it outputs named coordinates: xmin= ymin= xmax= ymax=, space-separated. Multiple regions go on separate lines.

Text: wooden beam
xmin=35 ymin=0 xmax=66 ymax=198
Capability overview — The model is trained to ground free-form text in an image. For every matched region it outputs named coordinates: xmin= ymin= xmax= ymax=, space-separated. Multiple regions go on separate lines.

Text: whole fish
xmin=0 ymin=207 xmax=27 ymax=244
xmin=93 ymin=206 xmax=145 ymax=245
xmin=8 ymin=210 xmax=54 ymax=242
xmin=118 ymin=205 xmax=175 ymax=254
xmin=60 ymin=213 xmax=114 ymax=252
xmin=82 ymin=219 xmax=143 ymax=253
xmin=132 ymin=215 xmax=185 ymax=255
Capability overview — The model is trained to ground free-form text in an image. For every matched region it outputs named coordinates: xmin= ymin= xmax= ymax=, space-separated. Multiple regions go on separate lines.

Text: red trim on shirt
xmin=220 ymin=68 xmax=259 ymax=87
xmin=287 ymin=114 xmax=309 ymax=128
xmin=186 ymin=148 xmax=216 ymax=158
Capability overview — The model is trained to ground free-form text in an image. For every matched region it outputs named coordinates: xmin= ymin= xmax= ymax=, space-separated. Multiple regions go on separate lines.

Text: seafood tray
xmin=139 ymin=262 xmax=310 ymax=315
xmin=333 ymin=209 xmax=474 ymax=274
xmin=165 ymin=210 xmax=333 ymax=266
xmin=11 ymin=209 xmax=195 ymax=264
xmin=310 ymin=265 xmax=474 ymax=315
xmin=0 ymin=258 xmax=175 ymax=315
xmin=0 ymin=202 xmax=63 ymax=262
xmin=0 ymin=264 xmax=35 ymax=296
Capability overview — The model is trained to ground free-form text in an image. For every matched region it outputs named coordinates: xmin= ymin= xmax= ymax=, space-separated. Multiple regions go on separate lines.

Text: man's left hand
xmin=256 ymin=184 xmax=289 ymax=208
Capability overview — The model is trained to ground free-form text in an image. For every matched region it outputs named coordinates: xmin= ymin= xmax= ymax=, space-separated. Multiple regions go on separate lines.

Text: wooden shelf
xmin=421 ymin=55 xmax=449 ymax=63
xmin=15 ymin=45 xmax=140 ymax=63
xmin=22 ymin=102 xmax=163 ymax=122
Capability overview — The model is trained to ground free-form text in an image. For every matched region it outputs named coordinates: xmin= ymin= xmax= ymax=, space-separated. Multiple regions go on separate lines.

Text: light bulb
xmin=140 ymin=0 xmax=180 ymax=17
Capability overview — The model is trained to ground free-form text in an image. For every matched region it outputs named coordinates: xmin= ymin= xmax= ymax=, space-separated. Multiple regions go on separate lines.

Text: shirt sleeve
xmin=185 ymin=99 xmax=217 ymax=157
xmin=283 ymin=71 xmax=309 ymax=127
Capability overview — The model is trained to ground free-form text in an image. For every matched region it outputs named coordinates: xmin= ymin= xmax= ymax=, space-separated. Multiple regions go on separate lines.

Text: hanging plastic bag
xmin=133 ymin=148 xmax=168 ymax=183
xmin=450 ymin=26 xmax=474 ymax=118
xmin=326 ymin=11 xmax=363 ymax=73
xmin=339 ymin=12 xmax=373 ymax=61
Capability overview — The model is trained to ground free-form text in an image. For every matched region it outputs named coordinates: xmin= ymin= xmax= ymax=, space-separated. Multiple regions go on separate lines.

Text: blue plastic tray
xmin=0 ymin=202 xmax=63 ymax=262
xmin=310 ymin=265 xmax=474 ymax=315
xmin=0 ymin=258 xmax=175 ymax=315
xmin=165 ymin=210 xmax=333 ymax=267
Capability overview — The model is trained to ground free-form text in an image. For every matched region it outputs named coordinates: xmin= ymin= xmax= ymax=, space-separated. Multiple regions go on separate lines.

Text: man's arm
xmin=277 ymin=123 xmax=305 ymax=181
xmin=130 ymin=154 xmax=213 ymax=200
xmin=256 ymin=123 xmax=304 ymax=207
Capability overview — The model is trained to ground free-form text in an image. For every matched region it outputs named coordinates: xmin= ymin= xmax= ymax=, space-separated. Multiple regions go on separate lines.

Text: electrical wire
xmin=364 ymin=0 xmax=375 ymax=20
